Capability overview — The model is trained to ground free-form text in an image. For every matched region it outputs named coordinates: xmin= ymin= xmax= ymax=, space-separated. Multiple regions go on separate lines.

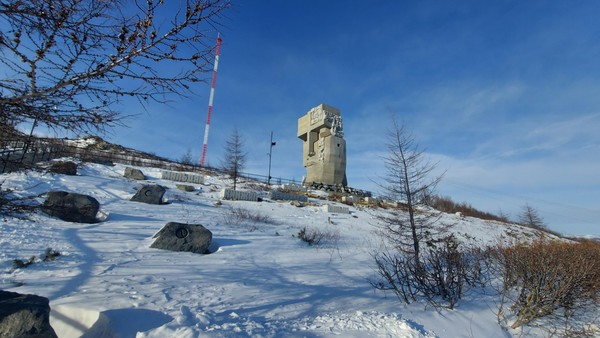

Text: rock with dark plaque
xmin=130 ymin=185 xmax=166 ymax=205
xmin=42 ymin=191 xmax=100 ymax=223
xmin=0 ymin=290 xmax=58 ymax=338
xmin=151 ymin=222 xmax=213 ymax=254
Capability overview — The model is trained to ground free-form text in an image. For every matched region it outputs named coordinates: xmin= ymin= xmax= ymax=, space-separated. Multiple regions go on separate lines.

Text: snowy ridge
xmin=0 ymin=160 xmax=552 ymax=337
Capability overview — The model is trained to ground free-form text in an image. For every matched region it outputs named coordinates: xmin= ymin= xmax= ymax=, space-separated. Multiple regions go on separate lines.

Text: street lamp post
xmin=267 ymin=131 xmax=276 ymax=185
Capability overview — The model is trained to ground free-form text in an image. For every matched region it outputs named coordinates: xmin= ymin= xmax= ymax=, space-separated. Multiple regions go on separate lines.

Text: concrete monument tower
xmin=297 ymin=104 xmax=347 ymax=186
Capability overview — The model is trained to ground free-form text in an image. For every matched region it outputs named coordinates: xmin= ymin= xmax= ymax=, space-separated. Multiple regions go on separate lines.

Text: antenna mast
xmin=200 ymin=33 xmax=223 ymax=167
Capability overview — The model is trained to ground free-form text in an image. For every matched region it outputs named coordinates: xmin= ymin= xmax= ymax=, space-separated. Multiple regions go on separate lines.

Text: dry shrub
xmin=327 ymin=193 xmax=343 ymax=202
xmin=0 ymin=182 xmax=38 ymax=217
xmin=244 ymin=182 xmax=270 ymax=191
xmin=297 ymin=226 xmax=341 ymax=247
xmin=277 ymin=186 xmax=306 ymax=196
xmin=222 ymin=207 xmax=274 ymax=230
xmin=372 ymin=235 xmax=492 ymax=309
xmin=428 ymin=195 xmax=509 ymax=223
xmin=497 ymin=239 xmax=600 ymax=332
xmin=13 ymin=256 xmax=36 ymax=269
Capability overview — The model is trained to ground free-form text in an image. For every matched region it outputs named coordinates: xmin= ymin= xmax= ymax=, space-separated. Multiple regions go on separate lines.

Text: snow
xmin=0 ymin=160 xmax=559 ymax=337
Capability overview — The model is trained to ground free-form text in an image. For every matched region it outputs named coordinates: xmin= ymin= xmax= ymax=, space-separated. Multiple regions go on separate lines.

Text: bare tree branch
xmin=0 ymin=0 xmax=231 ymax=134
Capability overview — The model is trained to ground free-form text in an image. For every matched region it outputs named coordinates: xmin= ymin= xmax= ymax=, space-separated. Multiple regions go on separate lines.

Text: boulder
xmin=130 ymin=185 xmax=166 ymax=205
xmin=41 ymin=191 xmax=100 ymax=223
xmin=124 ymin=167 xmax=145 ymax=180
xmin=48 ymin=161 xmax=77 ymax=175
xmin=151 ymin=222 xmax=212 ymax=254
xmin=176 ymin=184 xmax=195 ymax=192
xmin=0 ymin=290 xmax=58 ymax=338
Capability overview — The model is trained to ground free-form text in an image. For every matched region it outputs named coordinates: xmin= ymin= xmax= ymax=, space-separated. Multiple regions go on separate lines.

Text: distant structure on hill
xmin=297 ymin=104 xmax=347 ymax=186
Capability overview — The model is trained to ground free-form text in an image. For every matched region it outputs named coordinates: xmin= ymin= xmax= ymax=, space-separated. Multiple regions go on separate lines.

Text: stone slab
xmin=268 ymin=191 xmax=308 ymax=202
xmin=282 ymin=184 xmax=308 ymax=192
xmin=322 ymin=204 xmax=350 ymax=214
xmin=162 ymin=170 xmax=204 ymax=184
xmin=220 ymin=189 xmax=259 ymax=202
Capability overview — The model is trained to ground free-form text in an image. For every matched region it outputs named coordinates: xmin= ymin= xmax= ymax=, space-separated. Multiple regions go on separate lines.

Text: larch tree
xmin=518 ymin=203 xmax=546 ymax=230
xmin=376 ymin=116 xmax=444 ymax=262
xmin=372 ymin=116 xmax=450 ymax=305
xmin=220 ymin=128 xmax=246 ymax=190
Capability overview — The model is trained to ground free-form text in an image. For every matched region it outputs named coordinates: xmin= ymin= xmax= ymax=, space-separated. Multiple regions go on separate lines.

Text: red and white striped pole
xmin=200 ymin=33 xmax=222 ymax=167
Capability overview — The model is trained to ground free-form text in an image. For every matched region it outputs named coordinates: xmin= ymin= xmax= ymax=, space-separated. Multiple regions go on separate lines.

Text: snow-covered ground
xmin=0 ymin=160 xmax=563 ymax=337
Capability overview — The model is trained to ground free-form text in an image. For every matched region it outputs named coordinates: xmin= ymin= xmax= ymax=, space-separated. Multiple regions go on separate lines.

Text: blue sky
xmin=101 ymin=1 xmax=600 ymax=237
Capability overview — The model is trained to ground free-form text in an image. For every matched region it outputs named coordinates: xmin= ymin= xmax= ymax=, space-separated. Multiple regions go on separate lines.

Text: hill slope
xmin=1 ymin=160 xmax=554 ymax=337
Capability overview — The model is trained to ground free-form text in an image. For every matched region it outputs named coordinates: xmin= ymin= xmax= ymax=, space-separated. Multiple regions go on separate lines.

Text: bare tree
xmin=179 ymin=148 xmax=194 ymax=165
xmin=221 ymin=128 xmax=246 ymax=190
xmin=371 ymin=117 xmax=480 ymax=308
xmin=376 ymin=117 xmax=444 ymax=262
xmin=0 ymin=0 xmax=231 ymax=134
xmin=518 ymin=203 xmax=546 ymax=230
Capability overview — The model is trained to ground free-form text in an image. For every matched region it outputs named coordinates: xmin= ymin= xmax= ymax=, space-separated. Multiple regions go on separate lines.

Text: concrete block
xmin=322 ymin=204 xmax=350 ymax=214
xmin=162 ymin=170 xmax=204 ymax=184
xmin=282 ymin=184 xmax=308 ymax=192
xmin=363 ymin=197 xmax=380 ymax=205
xmin=383 ymin=200 xmax=403 ymax=208
xmin=341 ymin=196 xmax=355 ymax=203
xmin=268 ymin=191 xmax=308 ymax=202
xmin=220 ymin=189 xmax=259 ymax=202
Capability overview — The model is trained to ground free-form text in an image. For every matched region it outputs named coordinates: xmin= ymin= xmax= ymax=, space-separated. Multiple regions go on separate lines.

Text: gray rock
xmin=290 ymin=200 xmax=305 ymax=207
xmin=124 ymin=167 xmax=145 ymax=180
xmin=176 ymin=184 xmax=195 ymax=192
xmin=48 ymin=161 xmax=77 ymax=175
xmin=0 ymin=290 xmax=58 ymax=338
xmin=41 ymin=191 xmax=100 ymax=223
xmin=130 ymin=185 xmax=166 ymax=205
xmin=151 ymin=222 xmax=212 ymax=254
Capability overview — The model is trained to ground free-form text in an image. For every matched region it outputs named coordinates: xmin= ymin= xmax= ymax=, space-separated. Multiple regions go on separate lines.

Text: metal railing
xmin=0 ymin=137 xmax=300 ymax=188
xmin=1 ymin=136 xmax=371 ymax=196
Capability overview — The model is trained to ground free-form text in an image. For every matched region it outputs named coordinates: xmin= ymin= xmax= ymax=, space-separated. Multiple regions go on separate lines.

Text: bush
xmin=1 ymin=181 xmax=39 ymax=217
xmin=12 ymin=256 xmax=36 ymax=269
xmin=179 ymin=149 xmax=194 ymax=166
xmin=495 ymin=240 xmax=600 ymax=333
xmin=12 ymin=247 xmax=62 ymax=269
xmin=297 ymin=226 xmax=340 ymax=247
xmin=42 ymin=247 xmax=61 ymax=261
xmin=223 ymin=207 xmax=274 ymax=229
xmin=427 ymin=195 xmax=509 ymax=223
xmin=372 ymin=235 xmax=491 ymax=309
